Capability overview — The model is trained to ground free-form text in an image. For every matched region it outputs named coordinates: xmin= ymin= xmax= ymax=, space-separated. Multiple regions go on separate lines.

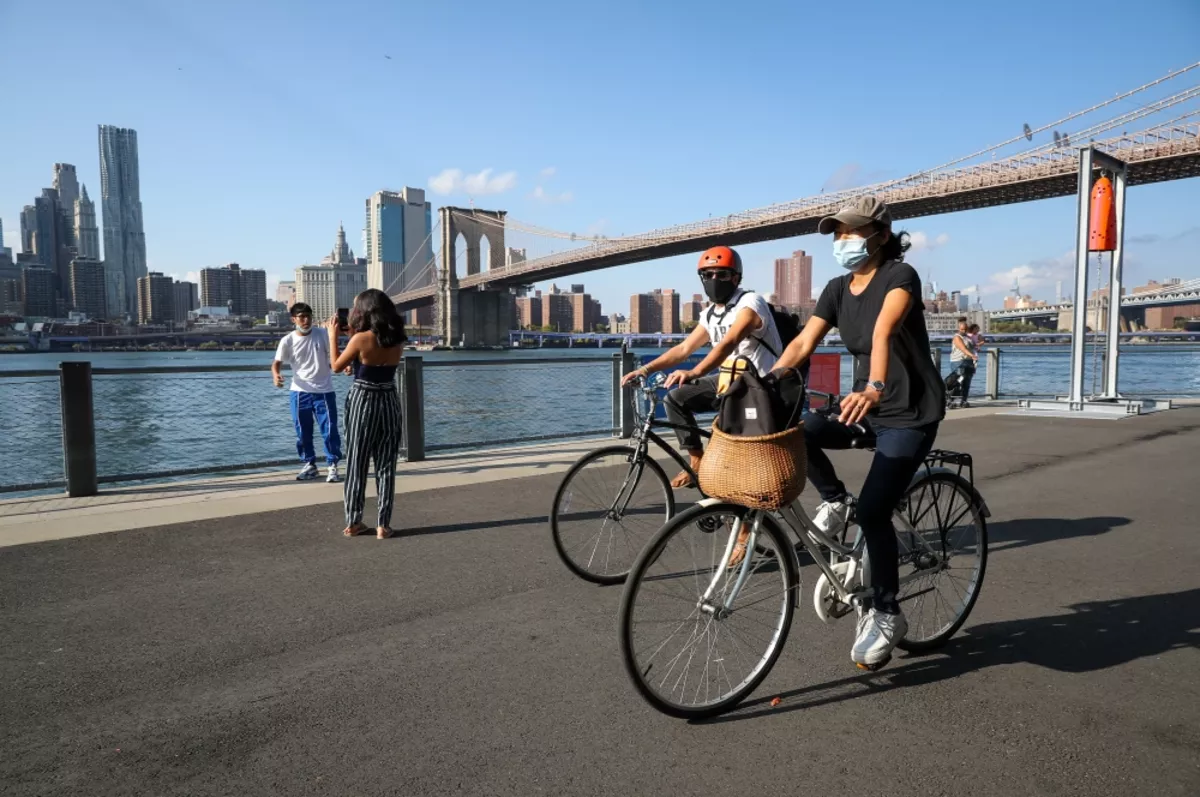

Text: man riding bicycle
xmin=620 ymin=245 xmax=782 ymax=489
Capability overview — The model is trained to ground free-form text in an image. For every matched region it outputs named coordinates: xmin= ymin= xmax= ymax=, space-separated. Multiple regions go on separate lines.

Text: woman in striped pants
xmin=328 ymin=289 xmax=407 ymax=539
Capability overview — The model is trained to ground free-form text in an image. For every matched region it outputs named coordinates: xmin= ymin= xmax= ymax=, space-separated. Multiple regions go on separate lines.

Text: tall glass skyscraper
xmin=364 ymin=187 xmax=433 ymax=296
xmin=98 ymin=125 xmax=147 ymax=317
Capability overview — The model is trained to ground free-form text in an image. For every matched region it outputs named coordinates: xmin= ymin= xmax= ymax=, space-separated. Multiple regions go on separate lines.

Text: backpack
xmin=715 ymin=361 xmax=806 ymax=437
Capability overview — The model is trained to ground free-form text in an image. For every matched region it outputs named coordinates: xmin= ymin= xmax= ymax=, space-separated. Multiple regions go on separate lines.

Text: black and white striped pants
xmin=343 ymin=380 xmax=403 ymax=529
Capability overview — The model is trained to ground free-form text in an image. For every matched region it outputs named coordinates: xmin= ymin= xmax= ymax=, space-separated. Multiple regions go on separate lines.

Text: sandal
xmin=670 ymin=471 xmax=695 ymax=489
xmin=377 ymin=527 xmax=395 ymax=539
xmin=726 ymin=529 xmax=752 ymax=568
xmin=343 ymin=524 xmax=368 ymax=537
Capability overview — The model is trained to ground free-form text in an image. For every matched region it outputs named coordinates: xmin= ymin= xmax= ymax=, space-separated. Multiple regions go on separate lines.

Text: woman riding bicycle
xmin=772 ymin=194 xmax=945 ymax=669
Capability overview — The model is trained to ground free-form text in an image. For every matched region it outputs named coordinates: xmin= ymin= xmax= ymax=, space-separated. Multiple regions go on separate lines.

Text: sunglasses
xmin=699 ymin=269 xmax=736 ymax=281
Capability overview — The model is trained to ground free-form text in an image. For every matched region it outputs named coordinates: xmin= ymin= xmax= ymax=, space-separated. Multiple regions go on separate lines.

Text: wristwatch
xmin=867 ymin=380 xmax=885 ymax=393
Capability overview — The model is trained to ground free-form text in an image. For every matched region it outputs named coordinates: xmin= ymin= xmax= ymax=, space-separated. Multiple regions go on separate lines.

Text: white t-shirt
xmin=274 ymin=331 xmax=334 ymax=394
xmin=698 ymin=290 xmax=782 ymax=375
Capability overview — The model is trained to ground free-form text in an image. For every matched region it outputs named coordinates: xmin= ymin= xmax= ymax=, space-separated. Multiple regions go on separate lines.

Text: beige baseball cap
xmin=817 ymin=195 xmax=892 ymax=235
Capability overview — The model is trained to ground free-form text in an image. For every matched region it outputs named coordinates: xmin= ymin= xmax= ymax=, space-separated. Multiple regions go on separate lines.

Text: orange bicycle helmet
xmin=697 ymin=246 xmax=743 ymax=275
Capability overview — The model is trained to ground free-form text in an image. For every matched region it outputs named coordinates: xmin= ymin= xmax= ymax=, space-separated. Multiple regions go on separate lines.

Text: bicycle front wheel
xmin=550 ymin=446 xmax=675 ymax=585
xmin=619 ymin=503 xmax=797 ymax=719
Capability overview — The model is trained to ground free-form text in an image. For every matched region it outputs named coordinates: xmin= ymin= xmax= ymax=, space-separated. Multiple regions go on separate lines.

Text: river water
xmin=2 ymin=344 xmax=1198 ymax=492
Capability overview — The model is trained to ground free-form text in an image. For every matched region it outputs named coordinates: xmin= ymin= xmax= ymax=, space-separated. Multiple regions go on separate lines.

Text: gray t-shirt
xmin=950 ymin=332 xmax=977 ymax=364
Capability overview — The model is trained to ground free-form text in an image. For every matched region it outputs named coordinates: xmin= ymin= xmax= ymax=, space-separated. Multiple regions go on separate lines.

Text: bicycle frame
xmin=695 ymin=498 xmax=945 ymax=617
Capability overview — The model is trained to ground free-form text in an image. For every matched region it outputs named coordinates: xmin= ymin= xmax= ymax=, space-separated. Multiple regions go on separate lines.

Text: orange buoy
xmin=1088 ymin=175 xmax=1117 ymax=251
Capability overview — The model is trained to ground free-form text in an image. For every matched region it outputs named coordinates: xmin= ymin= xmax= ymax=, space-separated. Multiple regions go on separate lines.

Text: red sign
xmin=807 ymin=353 xmax=841 ymax=408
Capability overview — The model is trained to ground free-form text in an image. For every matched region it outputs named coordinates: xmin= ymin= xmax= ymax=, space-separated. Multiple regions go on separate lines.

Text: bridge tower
xmin=435 ymin=207 xmax=514 ymax=347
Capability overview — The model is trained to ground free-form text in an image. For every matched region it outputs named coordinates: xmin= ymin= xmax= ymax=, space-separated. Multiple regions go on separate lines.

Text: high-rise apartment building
xmin=98 ymin=125 xmax=148 ymax=317
xmin=200 ymin=263 xmax=267 ymax=317
xmin=568 ymin=290 xmax=601 ymax=333
xmin=74 ymin=184 xmax=101 ymax=260
xmin=137 ymin=272 xmax=175 ymax=325
xmin=0 ymin=261 xmax=22 ymax=315
xmin=681 ymin=293 xmax=704 ymax=326
xmin=29 ymin=188 xmax=73 ymax=297
xmin=69 ymin=257 xmax=107 ymax=319
xmin=630 ymin=289 xmax=682 ymax=334
xmin=774 ymin=249 xmax=813 ymax=310
xmin=53 ymin=163 xmax=80 ymax=248
xmin=173 ymin=280 xmax=199 ymax=323
xmin=22 ymin=267 xmax=57 ymax=318
xmin=364 ymin=187 xmax=433 ymax=296
xmin=0 ymin=218 xmax=9 ymax=260
xmin=276 ymin=281 xmax=296 ymax=307
xmin=515 ymin=293 xmax=543 ymax=328
xmin=541 ymin=293 xmax=574 ymax=331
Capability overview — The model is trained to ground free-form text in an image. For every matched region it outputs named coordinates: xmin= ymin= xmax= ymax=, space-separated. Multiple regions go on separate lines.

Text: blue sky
xmin=2 ymin=0 xmax=1198 ymax=315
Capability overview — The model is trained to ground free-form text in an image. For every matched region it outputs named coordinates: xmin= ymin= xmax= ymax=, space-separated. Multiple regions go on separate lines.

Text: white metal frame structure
xmin=1018 ymin=146 xmax=1171 ymax=418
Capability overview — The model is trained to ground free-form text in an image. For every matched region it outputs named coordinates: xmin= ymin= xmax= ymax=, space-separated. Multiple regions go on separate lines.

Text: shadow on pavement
xmin=699 ymin=587 xmax=1200 ymax=724
xmin=987 ymin=516 xmax=1132 ymax=553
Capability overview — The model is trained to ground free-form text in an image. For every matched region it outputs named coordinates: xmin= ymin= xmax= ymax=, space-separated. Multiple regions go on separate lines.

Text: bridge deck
xmin=3 ymin=408 xmax=1199 ymax=795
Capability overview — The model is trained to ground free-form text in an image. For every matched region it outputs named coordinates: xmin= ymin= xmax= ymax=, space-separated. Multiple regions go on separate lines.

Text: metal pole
xmin=611 ymin=352 xmax=623 ymax=435
xmin=1068 ymin=147 xmax=1094 ymax=405
xmin=619 ymin=348 xmax=636 ymax=439
xmin=1102 ymin=166 xmax=1127 ymax=399
xmin=401 ymin=356 xmax=425 ymax=462
xmin=59 ymin=361 xmax=97 ymax=497
xmin=986 ymin=348 xmax=1000 ymax=400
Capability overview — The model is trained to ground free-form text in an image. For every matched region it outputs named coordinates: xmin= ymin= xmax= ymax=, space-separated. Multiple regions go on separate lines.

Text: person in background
xmin=969 ymin=323 xmax=984 ymax=349
xmin=328 ymin=289 xmax=406 ymax=539
xmin=272 ymin=302 xmax=341 ymax=482
xmin=950 ymin=317 xmax=979 ymax=408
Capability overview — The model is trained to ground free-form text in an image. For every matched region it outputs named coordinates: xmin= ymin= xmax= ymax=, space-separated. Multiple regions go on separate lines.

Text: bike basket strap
xmin=698 ymin=423 xmax=807 ymax=511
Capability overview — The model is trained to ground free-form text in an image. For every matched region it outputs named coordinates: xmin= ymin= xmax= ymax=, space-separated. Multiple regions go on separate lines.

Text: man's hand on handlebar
xmin=663 ymin=368 xmax=700 ymax=390
xmin=620 ymin=367 xmax=648 ymax=388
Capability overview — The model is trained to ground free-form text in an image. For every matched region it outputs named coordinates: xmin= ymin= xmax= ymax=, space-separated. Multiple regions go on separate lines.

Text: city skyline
xmin=3 ymin=0 xmax=1197 ymax=321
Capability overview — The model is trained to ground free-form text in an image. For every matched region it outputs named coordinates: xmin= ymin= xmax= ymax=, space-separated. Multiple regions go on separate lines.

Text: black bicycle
xmin=549 ymin=373 xmax=712 ymax=585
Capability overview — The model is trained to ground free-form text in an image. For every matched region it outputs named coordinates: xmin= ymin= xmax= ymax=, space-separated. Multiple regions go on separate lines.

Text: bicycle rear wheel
xmin=619 ymin=503 xmax=797 ymax=719
xmin=550 ymin=446 xmax=674 ymax=585
xmin=894 ymin=472 xmax=987 ymax=651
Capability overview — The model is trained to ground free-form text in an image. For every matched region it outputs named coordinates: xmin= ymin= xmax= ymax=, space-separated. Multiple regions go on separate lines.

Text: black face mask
xmin=701 ymin=276 xmax=738 ymax=305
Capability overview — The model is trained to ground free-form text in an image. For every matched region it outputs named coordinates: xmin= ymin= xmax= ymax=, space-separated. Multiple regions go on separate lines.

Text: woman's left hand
xmin=839 ymin=388 xmax=880 ymax=426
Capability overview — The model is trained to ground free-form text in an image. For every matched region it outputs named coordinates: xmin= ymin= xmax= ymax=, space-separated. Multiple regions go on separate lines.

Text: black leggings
xmin=803 ymin=412 xmax=938 ymax=613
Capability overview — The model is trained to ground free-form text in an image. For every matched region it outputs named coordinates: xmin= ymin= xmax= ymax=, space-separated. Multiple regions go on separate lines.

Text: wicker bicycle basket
xmin=697 ymin=421 xmax=807 ymax=511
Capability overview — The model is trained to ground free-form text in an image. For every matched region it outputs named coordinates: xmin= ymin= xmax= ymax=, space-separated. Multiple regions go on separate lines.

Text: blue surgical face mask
xmin=832 ymin=233 xmax=878 ymax=271
xmin=294 ymin=322 xmax=312 ymax=335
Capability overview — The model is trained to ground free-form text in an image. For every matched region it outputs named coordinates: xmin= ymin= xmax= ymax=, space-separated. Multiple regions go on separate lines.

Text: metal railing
xmin=2 ymin=345 xmax=1197 ymax=496
xmin=0 ymin=356 xmax=621 ymax=496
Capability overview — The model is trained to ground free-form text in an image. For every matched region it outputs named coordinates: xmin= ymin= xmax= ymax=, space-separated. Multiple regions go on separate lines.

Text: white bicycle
xmin=617 ymin=413 xmax=990 ymax=720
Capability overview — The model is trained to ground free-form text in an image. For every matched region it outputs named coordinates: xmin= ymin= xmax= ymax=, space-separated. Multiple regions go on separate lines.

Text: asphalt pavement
xmin=3 ymin=409 xmax=1199 ymax=796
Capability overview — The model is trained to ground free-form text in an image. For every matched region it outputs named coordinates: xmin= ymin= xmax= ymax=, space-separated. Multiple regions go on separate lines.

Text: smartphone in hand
xmin=337 ymin=307 xmax=349 ymax=331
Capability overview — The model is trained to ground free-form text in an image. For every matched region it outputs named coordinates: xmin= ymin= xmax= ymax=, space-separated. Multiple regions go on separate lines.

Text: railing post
xmin=401 ymin=356 xmax=425 ymax=462
xmin=59 ymin=361 xmax=97 ymax=497
xmin=930 ymin=346 xmax=942 ymax=375
xmin=613 ymin=348 xmax=636 ymax=439
xmin=986 ymin=348 xmax=1000 ymax=400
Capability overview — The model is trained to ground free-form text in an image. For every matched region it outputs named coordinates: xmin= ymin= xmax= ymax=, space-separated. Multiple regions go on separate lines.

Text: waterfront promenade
xmin=2 ymin=407 xmax=1199 ymax=796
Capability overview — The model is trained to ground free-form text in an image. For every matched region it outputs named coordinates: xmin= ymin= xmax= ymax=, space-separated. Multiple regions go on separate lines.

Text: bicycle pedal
xmin=854 ymin=656 xmax=891 ymax=673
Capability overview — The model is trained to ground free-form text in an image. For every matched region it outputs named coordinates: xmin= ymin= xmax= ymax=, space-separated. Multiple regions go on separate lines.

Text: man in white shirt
xmin=620 ymin=246 xmax=781 ymax=488
xmin=272 ymin=303 xmax=342 ymax=482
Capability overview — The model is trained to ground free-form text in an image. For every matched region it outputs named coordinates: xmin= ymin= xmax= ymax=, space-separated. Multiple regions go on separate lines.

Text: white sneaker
xmin=813 ymin=498 xmax=851 ymax=536
xmin=851 ymin=609 xmax=908 ymax=668
xmin=296 ymin=462 xmax=319 ymax=481
xmin=326 ymin=464 xmax=341 ymax=483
